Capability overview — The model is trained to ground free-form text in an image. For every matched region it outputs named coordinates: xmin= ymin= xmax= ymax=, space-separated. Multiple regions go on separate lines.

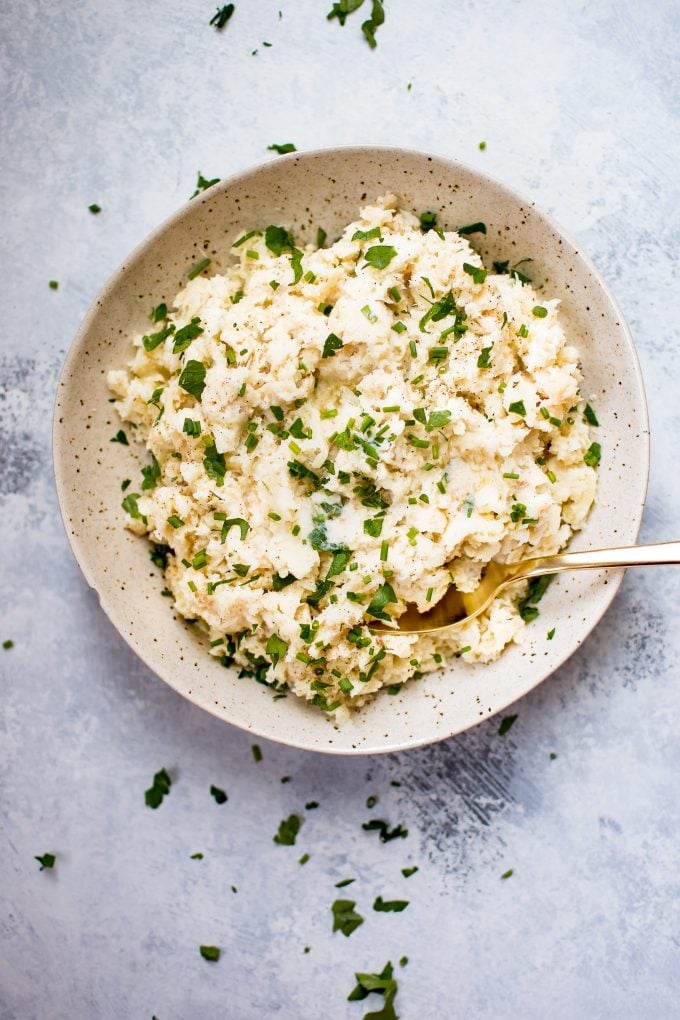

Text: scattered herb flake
xmin=199 ymin=945 xmax=221 ymax=962
xmin=210 ymin=785 xmax=227 ymax=804
xmin=210 ymin=4 xmax=234 ymax=29
xmin=191 ymin=171 xmax=220 ymax=198
xmin=268 ymin=142 xmax=297 ymax=154
xmin=501 ymin=869 xmax=514 ymax=879
xmin=274 ymin=814 xmax=301 ymax=845
xmin=145 ymin=767 xmax=172 ymax=809
xmin=252 ymin=744 xmax=262 ymax=762
xmin=401 ymin=866 xmax=418 ymax=878
xmin=498 ymin=715 xmax=518 ymax=736
xmin=373 ymin=896 xmax=409 ymax=912
xmin=34 ymin=853 xmax=55 ymax=870
xmin=584 ymin=403 xmax=600 ymax=426
xmin=332 ymin=898 xmax=365 ymax=937
xmin=584 ymin=442 xmax=601 ymax=468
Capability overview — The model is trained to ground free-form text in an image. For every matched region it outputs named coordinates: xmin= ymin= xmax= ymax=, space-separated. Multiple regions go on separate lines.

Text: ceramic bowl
xmin=53 ymin=146 xmax=649 ymax=754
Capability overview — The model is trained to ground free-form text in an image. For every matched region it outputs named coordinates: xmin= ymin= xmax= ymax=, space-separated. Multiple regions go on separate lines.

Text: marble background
xmin=1 ymin=1 xmax=679 ymax=1017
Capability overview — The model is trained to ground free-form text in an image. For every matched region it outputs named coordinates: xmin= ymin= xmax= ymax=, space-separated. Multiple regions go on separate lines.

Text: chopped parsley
xmin=352 ymin=226 xmax=382 ymax=242
xmin=88 ymin=203 xmax=101 ymax=214
xmin=190 ymin=171 xmax=220 ymax=198
xmin=584 ymin=403 xmax=600 ymax=426
xmin=3 ymin=639 xmax=14 ymax=650
xmin=373 ymin=896 xmax=409 ymax=912
xmin=142 ymin=324 xmax=175 ymax=351
xmin=477 ymin=345 xmax=493 ymax=369
xmin=335 ymin=877 xmax=355 ymax=888
xmin=419 ymin=210 xmax=437 ymax=232
xmin=111 ymin=429 xmax=128 ymax=445
xmin=584 ymin=442 xmax=601 ymax=467
xmin=268 ymin=142 xmax=297 ymax=154
xmin=332 ymin=898 xmax=365 ymax=937
xmin=518 ymin=574 xmax=553 ymax=621
xmin=347 ymin=961 xmax=399 ymax=1014
xmin=322 ymin=333 xmax=344 ymax=358
xmin=498 ymin=714 xmax=518 ymax=736
xmin=366 ymin=583 xmax=397 ymax=621
xmin=508 ymin=400 xmax=526 ymax=417
xmin=362 ymin=819 xmax=408 ymax=842
xmin=547 ymin=628 xmax=556 ymax=640
xmin=266 ymin=633 xmax=288 ymax=666
xmin=401 ymin=866 xmax=418 ymax=878
xmin=34 ymin=852 xmax=56 ymax=870
xmin=299 ymin=853 xmax=310 ymax=865
xmin=210 ymin=785 xmax=228 ymax=804
xmin=49 ymin=280 xmax=58 ymax=289
xmin=252 ymin=744 xmax=262 ymax=762
xmin=209 ymin=4 xmax=234 ymax=29
xmin=220 ymin=517 xmax=250 ymax=542
xmin=178 ymin=360 xmax=206 ymax=401
xmin=141 ymin=454 xmax=161 ymax=490
xmin=183 ymin=418 xmax=201 ymax=437
xmin=317 ymin=227 xmax=327 ymax=247
xmin=272 ymin=572 xmax=296 ymax=591
xmin=172 ymin=316 xmax=203 ymax=352
xmin=199 ymin=945 xmax=221 ymax=962
xmin=145 ymin=767 xmax=171 ymax=809
xmin=364 ymin=245 xmax=397 ymax=269
xmin=190 ymin=852 xmax=204 ymax=860
xmin=363 ymin=517 xmax=383 ymax=538
xmin=273 ymin=814 xmax=301 ymax=845
xmin=463 ymin=262 xmax=488 ymax=285
xmin=501 ymin=869 xmax=514 ymax=879
xmin=458 ymin=221 xmax=486 ymax=235
xmin=122 ymin=492 xmax=147 ymax=524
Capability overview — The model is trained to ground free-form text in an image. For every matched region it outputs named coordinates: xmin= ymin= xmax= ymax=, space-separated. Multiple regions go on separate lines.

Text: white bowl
xmin=53 ymin=146 xmax=649 ymax=754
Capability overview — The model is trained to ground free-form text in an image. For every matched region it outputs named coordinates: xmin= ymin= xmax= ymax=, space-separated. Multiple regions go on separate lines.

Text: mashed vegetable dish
xmin=108 ymin=195 xmax=600 ymax=717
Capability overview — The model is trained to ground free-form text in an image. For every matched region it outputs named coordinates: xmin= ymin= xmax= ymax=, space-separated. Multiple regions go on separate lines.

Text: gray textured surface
xmin=1 ymin=1 xmax=679 ymax=1017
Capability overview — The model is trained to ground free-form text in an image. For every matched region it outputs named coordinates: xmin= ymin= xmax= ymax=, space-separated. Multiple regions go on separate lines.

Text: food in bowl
xmin=108 ymin=195 xmax=600 ymax=717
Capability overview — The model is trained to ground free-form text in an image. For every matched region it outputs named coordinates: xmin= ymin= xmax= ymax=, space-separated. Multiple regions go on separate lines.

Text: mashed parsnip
xmin=108 ymin=195 xmax=598 ymax=717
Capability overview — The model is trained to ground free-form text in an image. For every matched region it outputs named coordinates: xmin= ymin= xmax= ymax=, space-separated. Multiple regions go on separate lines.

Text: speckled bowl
xmin=53 ymin=146 xmax=649 ymax=754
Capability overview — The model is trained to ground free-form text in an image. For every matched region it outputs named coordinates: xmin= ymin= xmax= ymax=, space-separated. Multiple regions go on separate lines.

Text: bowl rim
xmin=53 ymin=144 xmax=651 ymax=754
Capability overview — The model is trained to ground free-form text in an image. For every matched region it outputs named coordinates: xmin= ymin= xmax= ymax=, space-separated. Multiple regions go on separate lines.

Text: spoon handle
xmin=520 ymin=540 xmax=680 ymax=580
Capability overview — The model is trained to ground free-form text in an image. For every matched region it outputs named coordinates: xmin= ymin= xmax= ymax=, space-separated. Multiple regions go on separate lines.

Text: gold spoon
xmin=369 ymin=541 xmax=680 ymax=635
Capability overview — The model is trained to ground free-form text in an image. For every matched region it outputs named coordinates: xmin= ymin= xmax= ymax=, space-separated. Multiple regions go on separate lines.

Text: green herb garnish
xmin=173 ymin=316 xmax=203 ymax=352
xmin=210 ymin=785 xmax=227 ymax=804
xmin=209 ymin=4 xmax=234 ymax=29
xmin=532 ymin=305 xmax=548 ymax=318
xmin=220 ymin=517 xmax=250 ymax=542
xmin=362 ymin=819 xmax=408 ymax=842
xmin=111 ymin=429 xmax=128 ymax=445
xmin=498 ymin=715 xmax=518 ymax=736
xmin=458 ymin=221 xmax=486 ymax=235
xmin=34 ymin=853 xmax=56 ymax=870
xmin=178 ymin=359 xmax=206 ymax=401
xmin=190 ymin=171 xmax=220 ymax=198
xmin=145 ymin=768 xmax=172 ymax=809
xmin=364 ymin=245 xmax=397 ymax=269
xmin=401 ymin=866 xmax=418 ymax=878
xmin=463 ymin=262 xmax=488 ymax=285
xmin=268 ymin=142 xmax=297 ymax=154
xmin=199 ymin=945 xmax=221 ymax=962
xmin=187 ymin=257 xmax=211 ymax=281
xmin=273 ymin=814 xmax=301 ymax=845
xmin=419 ymin=210 xmax=437 ymax=232
xmin=88 ymin=203 xmax=101 ymax=214
xmin=508 ymin=400 xmax=526 ymax=417
xmin=373 ymin=896 xmax=409 ymax=912
xmin=584 ymin=403 xmax=600 ymax=426
xmin=322 ymin=333 xmax=344 ymax=358
xmin=584 ymin=442 xmax=601 ymax=467
xmin=332 ymin=899 xmax=365 ymax=937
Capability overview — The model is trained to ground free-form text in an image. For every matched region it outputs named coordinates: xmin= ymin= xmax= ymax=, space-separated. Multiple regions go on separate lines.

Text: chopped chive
xmin=187 ymin=257 xmax=212 ymax=280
